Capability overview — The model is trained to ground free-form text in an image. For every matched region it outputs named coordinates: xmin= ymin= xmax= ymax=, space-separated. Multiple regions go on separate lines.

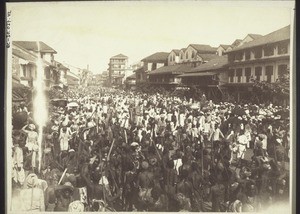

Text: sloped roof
xmin=111 ymin=54 xmax=128 ymax=59
xmin=133 ymin=67 xmax=144 ymax=73
xmin=142 ymin=52 xmax=169 ymax=62
xmin=187 ymin=55 xmax=228 ymax=73
xmin=231 ymin=39 xmax=242 ymax=48
xmin=219 ymin=44 xmax=231 ymax=49
xmin=197 ymin=53 xmax=219 ymax=61
xmin=189 ymin=44 xmax=217 ymax=53
xmin=227 ymin=25 xmax=290 ymax=53
xmin=13 ymin=48 xmax=36 ymax=62
xmin=126 ymin=73 xmax=136 ymax=79
xmin=171 ymin=49 xmax=180 ymax=55
xmin=248 ymin=34 xmax=263 ymax=40
xmin=180 ymin=48 xmax=187 ymax=52
xmin=148 ymin=64 xmax=192 ymax=75
xmin=179 ymin=71 xmax=219 ymax=78
xmin=54 ymin=60 xmax=69 ymax=70
xmin=13 ymin=48 xmax=52 ymax=66
xmin=13 ymin=41 xmax=57 ymax=53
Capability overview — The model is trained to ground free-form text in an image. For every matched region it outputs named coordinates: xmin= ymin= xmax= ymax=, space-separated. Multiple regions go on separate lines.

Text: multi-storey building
xmin=12 ymin=41 xmax=59 ymax=88
xmin=135 ymin=52 xmax=168 ymax=85
xmin=179 ymin=44 xmax=218 ymax=66
xmin=217 ymin=45 xmax=231 ymax=56
xmin=225 ymin=39 xmax=242 ymax=52
xmin=225 ymin=25 xmax=290 ymax=102
xmin=108 ymin=54 xmax=128 ymax=85
xmin=179 ymin=55 xmax=229 ymax=101
xmin=168 ymin=49 xmax=180 ymax=65
xmin=148 ymin=44 xmax=218 ymax=87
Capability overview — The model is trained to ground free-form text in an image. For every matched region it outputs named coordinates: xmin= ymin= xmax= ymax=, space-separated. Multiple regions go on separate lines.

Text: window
xmin=265 ymin=66 xmax=273 ymax=83
xmin=21 ymin=65 xmax=26 ymax=77
xmin=255 ymin=66 xmax=262 ymax=81
xmin=186 ymin=52 xmax=188 ymax=59
xmin=245 ymin=51 xmax=251 ymax=60
xmin=278 ymin=42 xmax=288 ymax=55
xmin=180 ymin=54 xmax=183 ymax=59
xmin=228 ymin=69 xmax=235 ymax=82
xmin=228 ymin=54 xmax=235 ymax=63
xmin=264 ymin=45 xmax=274 ymax=57
xmin=191 ymin=51 xmax=195 ymax=59
xmin=254 ymin=48 xmax=262 ymax=59
xmin=236 ymin=68 xmax=242 ymax=82
xmin=151 ymin=63 xmax=157 ymax=71
xmin=278 ymin=64 xmax=288 ymax=77
xmin=245 ymin=67 xmax=252 ymax=82
xmin=235 ymin=52 xmax=243 ymax=61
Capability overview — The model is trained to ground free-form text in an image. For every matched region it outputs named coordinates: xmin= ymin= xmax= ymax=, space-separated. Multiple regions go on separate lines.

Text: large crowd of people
xmin=11 ymin=86 xmax=290 ymax=212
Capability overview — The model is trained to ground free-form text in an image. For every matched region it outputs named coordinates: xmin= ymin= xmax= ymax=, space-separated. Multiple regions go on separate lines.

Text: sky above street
xmin=8 ymin=1 xmax=294 ymax=74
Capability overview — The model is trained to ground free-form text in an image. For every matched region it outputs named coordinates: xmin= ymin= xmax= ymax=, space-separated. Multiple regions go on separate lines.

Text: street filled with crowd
xmin=11 ymin=86 xmax=290 ymax=212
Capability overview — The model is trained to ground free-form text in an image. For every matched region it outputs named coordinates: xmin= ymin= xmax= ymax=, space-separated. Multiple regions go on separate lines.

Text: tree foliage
xmin=251 ymin=67 xmax=290 ymax=98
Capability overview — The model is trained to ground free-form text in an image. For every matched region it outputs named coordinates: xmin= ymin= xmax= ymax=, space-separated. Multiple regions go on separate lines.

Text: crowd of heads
xmin=11 ymin=86 xmax=290 ymax=212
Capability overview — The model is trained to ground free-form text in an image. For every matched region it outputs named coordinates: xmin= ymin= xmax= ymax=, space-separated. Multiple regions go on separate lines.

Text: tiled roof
xmin=13 ymin=41 xmax=57 ymax=53
xmin=227 ymin=25 xmax=290 ymax=53
xmin=148 ymin=64 xmax=192 ymax=75
xmin=219 ymin=44 xmax=231 ymax=49
xmin=189 ymin=44 xmax=217 ymax=54
xmin=111 ymin=54 xmax=128 ymax=59
xmin=179 ymin=71 xmax=219 ymax=78
xmin=172 ymin=49 xmax=180 ymax=55
xmin=142 ymin=52 xmax=169 ymax=62
xmin=13 ymin=48 xmax=36 ymax=62
xmin=13 ymin=48 xmax=52 ymax=66
xmin=54 ymin=61 xmax=69 ymax=70
xmin=197 ymin=53 xmax=219 ymax=61
xmin=187 ymin=55 xmax=228 ymax=73
xmin=248 ymin=34 xmax=263 ymax=40
xmin=231 ymin=39 xmax=242 ymax=48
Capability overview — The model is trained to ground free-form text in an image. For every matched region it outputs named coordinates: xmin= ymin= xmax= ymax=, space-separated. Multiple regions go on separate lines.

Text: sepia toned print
xmin=6 ymin=1 xmax=295 ymax=213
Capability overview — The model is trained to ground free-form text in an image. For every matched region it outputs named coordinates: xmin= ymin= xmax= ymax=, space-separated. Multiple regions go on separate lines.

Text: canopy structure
xmin=179 ymin=71 xmax=218 ymax=78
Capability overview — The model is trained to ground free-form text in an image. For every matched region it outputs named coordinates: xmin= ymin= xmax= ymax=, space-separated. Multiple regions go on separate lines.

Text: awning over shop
xmin=149 ymin=64 xmax=192 ymax=75
xmin=179 ymin=71 xmax=218 ymax=77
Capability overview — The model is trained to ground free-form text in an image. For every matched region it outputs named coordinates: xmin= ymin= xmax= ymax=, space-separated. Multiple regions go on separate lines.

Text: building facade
xmin=147 ymin=44 xmax=218 ymax=88
xmin=135 ymin=52 xmax=168 ymax=85
xmin=12 ymin=41 xmax=60 ymax=89
xmin=225 ymin=25 xmax=290 ymax=102
xmin=179 ymin=55 xmax=229 ymax=101
xmin=148 ymin=64 xmax=193 ymax=86
xmin=168 ymin=49 xmax=180 ymax=65
xmin=179 ymin=44 xmax=217 ymax=65
xmin=217 ymin=45 xmax=231 ymax=56
xmin=108 ymin=54 xmax=128 ymax=85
